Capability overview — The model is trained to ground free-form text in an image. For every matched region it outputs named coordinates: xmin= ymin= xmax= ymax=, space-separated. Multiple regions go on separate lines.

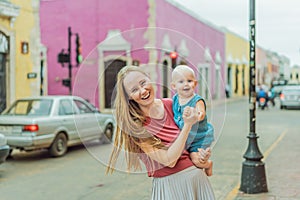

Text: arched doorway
xmin=162 ymin=60 xmax=169 ymax=98
xmin=0 ymin=32 xmax=8 ymax=113
xmin=104 ymin=59 xmax=126 ymax=108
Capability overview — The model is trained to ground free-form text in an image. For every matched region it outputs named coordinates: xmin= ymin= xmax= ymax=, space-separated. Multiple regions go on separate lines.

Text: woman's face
xmin=123 ymin=71 xmax=155 ymax=107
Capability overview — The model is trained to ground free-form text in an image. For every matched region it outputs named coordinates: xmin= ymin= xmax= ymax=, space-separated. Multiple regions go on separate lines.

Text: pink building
xmin=40 ymin=0 xmax=225 ymax=111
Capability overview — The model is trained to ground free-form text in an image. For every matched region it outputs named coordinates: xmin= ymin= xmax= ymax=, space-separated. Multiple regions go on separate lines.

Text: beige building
xmin=0 ymin=0 xmax=42 ymax=113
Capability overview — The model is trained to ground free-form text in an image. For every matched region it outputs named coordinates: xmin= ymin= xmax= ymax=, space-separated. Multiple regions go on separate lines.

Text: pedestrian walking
xmin=107 ymin=65 xmax=215 ymax=200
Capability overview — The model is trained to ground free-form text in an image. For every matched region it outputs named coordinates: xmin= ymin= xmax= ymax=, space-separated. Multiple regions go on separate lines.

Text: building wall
xmin=40 ymin=0 xmax=226 ymax=111
xmin=256 ymin=46 xmax=267 ymax=86
xmin=225 ymin=30 xmax=248 ymax=97
xmin=11 ymin=0 xmax=41 ymax=99
xmin=39 ymin=0 xmax=286 ymax=111
xmin=40 ymin=0 xmax=149 ymax=109
xmin=156 ymin=0 xmax=226 ymax=100
xmin=0 ymin=0 xmax=40 ymax=112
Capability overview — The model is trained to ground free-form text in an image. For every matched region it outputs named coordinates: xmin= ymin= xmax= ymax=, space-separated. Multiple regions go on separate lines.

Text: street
xmin=0 ymin=98 xmax=299 ymax=200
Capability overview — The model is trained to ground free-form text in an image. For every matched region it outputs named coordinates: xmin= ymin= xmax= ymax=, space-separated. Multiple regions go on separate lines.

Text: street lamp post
xmin=240 ymin=0 xmax=268 ymax=194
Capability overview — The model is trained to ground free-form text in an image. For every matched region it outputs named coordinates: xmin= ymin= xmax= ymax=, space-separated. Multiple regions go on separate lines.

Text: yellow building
xmin=0 ymin=0 xmax=42 ymax=112
xmin=224 ymin=29 xmax=249 ymax=97
xmin=290 ymin=65 xmax=300 ymax=84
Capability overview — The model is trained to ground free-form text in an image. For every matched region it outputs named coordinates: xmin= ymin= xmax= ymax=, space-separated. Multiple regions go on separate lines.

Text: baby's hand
xmin=197 ymin=148 xmax=211 ymax=163
xmin=205 ymin=147 xmax=211 ymax=154
xmin=183 ymin=106 xmax=192 ymax=117
xmin=183 ymin=107 xmax=197 ymax=125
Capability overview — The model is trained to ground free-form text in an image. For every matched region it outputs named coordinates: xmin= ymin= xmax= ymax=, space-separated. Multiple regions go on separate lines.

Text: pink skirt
xmin=151 ymin=166 xmax=215 ymax=200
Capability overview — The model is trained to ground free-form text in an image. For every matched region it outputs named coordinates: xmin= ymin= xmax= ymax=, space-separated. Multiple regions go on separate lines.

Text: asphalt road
xmin=0 ymin=98 xmax=298 ymax=200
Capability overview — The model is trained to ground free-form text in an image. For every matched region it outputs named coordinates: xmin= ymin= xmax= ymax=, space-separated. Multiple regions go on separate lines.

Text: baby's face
xmin=172 ymin=70 xmax=197 ymax=99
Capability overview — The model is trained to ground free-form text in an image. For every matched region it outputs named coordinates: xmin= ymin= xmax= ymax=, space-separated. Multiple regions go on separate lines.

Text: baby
xmin=171 ymin=65 xmax=214 ymax=176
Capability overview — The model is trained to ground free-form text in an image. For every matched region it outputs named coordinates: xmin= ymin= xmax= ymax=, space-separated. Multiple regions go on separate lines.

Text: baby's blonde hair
xmin=172 ymin=65 xmax=196 ymax=82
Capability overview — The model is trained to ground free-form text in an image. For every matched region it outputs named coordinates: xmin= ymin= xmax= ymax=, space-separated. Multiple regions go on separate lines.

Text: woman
xmin=107 ymin=66 xmax=215 ymax=199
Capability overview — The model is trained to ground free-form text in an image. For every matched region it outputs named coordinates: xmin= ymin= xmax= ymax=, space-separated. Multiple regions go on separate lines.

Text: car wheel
xmin=100 ymin=123 xmax=114 ymax=144
xmin=8 ymin=148 xmax=13 ymax=157
xmin=49 ymin=133 xmax=68 ymax=157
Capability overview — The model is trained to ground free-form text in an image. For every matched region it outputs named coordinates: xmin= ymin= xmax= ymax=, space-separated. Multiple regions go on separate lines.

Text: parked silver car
xmin=0 ymin=96 xmax=115 ymax=157
xmin=280 ymin=85 xmax=300 ymax=109
xmin=0 ymin=133 xmax=10 ymax=164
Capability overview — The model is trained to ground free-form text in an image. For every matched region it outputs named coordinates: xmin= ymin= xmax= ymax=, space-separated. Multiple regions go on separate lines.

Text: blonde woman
xmin=107 ymin=66 xmax=215 ymax=200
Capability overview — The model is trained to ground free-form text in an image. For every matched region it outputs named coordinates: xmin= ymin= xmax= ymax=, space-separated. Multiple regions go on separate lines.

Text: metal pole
xmin=68 ymin=26 xmax=72 ymax=95
xmin=240 ymin=0 xmax=268 ymax=194
xmin=40 ymin=54 xmax=44 ymax=96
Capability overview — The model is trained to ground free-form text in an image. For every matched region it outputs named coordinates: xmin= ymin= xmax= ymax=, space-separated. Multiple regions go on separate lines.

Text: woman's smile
xmin=141 ymin=92 xmax=150 ymax=100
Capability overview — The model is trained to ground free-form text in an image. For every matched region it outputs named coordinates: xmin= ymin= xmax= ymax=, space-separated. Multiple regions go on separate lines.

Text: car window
xmin=5 ymin=99 xmax=52 ymax=116
xmin=11 ymin=101 xmax=29 ymax=114
xmin=59 ymin=100 xmax=77 ymax=115
xmin=73 ymin=100 xmax=93 ymax=114
xmin=28 ymin=100 xmax=52 ymax=116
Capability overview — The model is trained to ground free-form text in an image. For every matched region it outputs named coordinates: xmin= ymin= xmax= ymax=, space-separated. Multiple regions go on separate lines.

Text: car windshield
xmin=4 ymin=99 xmax=53 ymax=116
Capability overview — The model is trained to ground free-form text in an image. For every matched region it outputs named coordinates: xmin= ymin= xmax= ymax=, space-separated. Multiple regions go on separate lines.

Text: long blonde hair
xmin=106 ymin=66 xmax=165 ymax=174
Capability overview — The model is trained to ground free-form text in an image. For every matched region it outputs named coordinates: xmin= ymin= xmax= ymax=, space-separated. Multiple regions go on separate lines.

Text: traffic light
xmin=170 ymin=51 xmax=178 ymax=69
xmin=62 ymin=78 xmax=71 ymax=87
xmin=75 ymin=34 xmax=83 ymax=65
xmin=57 ymin=49 xmax=70 ymax=67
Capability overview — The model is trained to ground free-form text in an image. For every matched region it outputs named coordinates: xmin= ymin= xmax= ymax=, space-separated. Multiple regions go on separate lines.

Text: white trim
xmin=0 ymin=32 xmax=8 ymax=53
xmin=204 ymin=47 xmax=212 ymax=62
xmin=0 ymin=25 xmax=16 ymax=105
xmin=178 ymin=39 xmax=189 ymax=57
xmin=0 ymin=1 xmax=19 ymax=17
xmin=242 ymin=55 xmax=248 ymax=65
xmin=98 ymin=30 xmax=131 ymax=52
xmin=215 ymin=51 xmax=222 ymax=65
xmin=40 ymin=45 xmax=48 ymax=95
xmin=197 ymin=62 xmax=210 ymax=100
xmin=161 ymin=34 xmax=172 ymax=52
xmin=158 ymin=55 xmax=172 ymax=98
xmin=0 ymin=1 xmax=20 ymax=28
xmin=227 ymin=54 xmax=233 ymax=64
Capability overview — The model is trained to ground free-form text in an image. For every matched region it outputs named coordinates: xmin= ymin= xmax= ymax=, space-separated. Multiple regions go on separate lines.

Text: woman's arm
xmin=140 ymin=107 xmax=197 ymax=167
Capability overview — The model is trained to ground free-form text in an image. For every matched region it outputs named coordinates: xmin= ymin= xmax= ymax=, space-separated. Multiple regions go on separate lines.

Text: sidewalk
xmin=207 ymin=96 xmax=300 ymax=200
xmin=230 ymin=127 xmax=300 ymax=200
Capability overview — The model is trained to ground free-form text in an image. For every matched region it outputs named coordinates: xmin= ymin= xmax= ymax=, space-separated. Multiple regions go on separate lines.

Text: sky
xmin=174 ymin=0 xmax=300 ymax=67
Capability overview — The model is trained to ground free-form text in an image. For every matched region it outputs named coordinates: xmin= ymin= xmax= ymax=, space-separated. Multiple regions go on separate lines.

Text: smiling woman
xmin=123 ymin=70 xmax=155 ymax=109
xmin=107 ymin=66 xmax=215 ymax=200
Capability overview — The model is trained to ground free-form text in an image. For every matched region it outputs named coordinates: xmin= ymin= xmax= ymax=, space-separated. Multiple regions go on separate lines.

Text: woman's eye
xmin=141 ymin=80 xmax=146 ymax=86
xmin=131 ymin=88 xmax=138 ymax=93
